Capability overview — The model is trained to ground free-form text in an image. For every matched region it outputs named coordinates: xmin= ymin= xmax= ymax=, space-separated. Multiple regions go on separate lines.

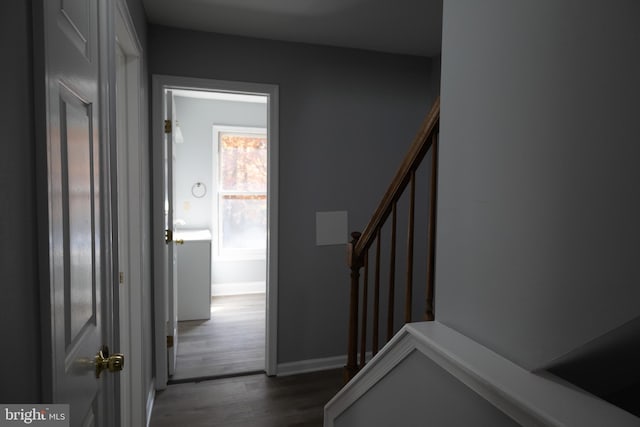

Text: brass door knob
xmin=175 ymin=239 xmax=184 ymax=245
xmin=95 ymin=347 xmax=125 ymax=378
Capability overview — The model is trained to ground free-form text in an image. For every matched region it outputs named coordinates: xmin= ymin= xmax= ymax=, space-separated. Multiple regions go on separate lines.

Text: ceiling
xmin=141 ymin=0 xmax=443 ymax=57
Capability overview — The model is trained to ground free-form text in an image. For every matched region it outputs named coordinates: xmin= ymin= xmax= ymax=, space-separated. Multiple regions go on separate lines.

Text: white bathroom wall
xmin=173 ymin=94 xmax=267 ymax=292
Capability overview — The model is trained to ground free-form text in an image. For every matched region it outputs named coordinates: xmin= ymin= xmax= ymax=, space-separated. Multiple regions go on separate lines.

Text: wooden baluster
xmin=359 ymin=251 xmax=369 ymax=368
xmin=387 ymin=202 xmax=397 ymax=342
xmin=342 ymin=99 xmax=439 ymax=382
xmin=425 ymin=133 xmax=438 ymax=321
xmin=372 ymin=230 xmax=381 ymax=355
xmin=345 ymin=232 xmax=362 ymax=382
xmin=405 ymin=170 xmax=416 ymax=324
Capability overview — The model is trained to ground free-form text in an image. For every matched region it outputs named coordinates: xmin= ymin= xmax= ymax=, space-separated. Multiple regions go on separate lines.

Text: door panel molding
xmin=57 ymin=0 xmax=92 ymax=59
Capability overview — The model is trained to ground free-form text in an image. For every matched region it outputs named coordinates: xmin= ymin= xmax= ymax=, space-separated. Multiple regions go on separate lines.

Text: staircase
xmin=344 ymin=96 xmax=440 ymax=381
xmin=330 ymin=98 xmax=640 ymax=426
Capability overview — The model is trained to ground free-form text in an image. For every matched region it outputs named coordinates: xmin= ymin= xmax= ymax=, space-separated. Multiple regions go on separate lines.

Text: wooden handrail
xmin=345 ymin=96 xmax=440 ymax=382
xmin=352 ymin=96 xmax=440 ymax=260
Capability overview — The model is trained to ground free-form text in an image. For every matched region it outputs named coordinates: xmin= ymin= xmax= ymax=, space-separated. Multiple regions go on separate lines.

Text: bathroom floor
xmin=171 ymin=293 xmax=265 ymax=382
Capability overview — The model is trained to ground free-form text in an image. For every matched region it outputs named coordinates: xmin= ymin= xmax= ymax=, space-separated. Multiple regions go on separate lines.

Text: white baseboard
xmin=277 ymin=352 xmax=372 ymax=377
xmin=277 ymin=355 xmax=346 ymax=376
xmin=212 ymin=281 xmax=266 ymax=296
xmin=146 ymin=382 xmax=155 ymax=427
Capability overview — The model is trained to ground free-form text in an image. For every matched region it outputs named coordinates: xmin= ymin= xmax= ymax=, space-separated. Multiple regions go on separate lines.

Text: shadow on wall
xmin=546 ymin=315 xmax=640 ymax=417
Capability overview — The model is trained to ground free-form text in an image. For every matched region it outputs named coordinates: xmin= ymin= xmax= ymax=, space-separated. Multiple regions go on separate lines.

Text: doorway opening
xmin=152 ymin=76 xmax=279 ymax=389
xmin=172 ymin=90 xmax=267 ymax=381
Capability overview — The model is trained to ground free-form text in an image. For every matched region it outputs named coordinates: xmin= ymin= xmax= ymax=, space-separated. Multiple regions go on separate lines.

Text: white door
xmin=115 ymin=41 xmax=131 ymax=425
xmin=152 ymin=88 xmax=182 ymax=386
xmin=42 ymin=0 xmax=118 ymax=425
xmin=165 ymin=91 xmax=179 ymax=376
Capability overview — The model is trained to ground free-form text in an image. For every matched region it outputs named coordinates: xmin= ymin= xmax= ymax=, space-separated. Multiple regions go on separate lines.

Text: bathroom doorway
xmin=152 ymin=76 xmax=279 ymax=387
xmin=172 ymin=89 xmax=267 ymax=381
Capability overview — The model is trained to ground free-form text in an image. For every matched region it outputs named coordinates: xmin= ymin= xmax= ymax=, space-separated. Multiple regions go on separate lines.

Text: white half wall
xmin=325 ymin=323 xmax=640 ymax=427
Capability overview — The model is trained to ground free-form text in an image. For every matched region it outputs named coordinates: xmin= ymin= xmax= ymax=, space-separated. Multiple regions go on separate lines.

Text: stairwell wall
xmin=437 ymin=0 xmax=640 ymax=370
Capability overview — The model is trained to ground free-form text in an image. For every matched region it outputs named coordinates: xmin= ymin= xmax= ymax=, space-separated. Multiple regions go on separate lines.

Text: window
xmin=217 ymin=130 xmax=267 ymax=256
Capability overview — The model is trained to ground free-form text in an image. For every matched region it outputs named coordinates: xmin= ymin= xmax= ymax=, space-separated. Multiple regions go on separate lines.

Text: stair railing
xmin=345 ymin=97 xmax=440 ymax=381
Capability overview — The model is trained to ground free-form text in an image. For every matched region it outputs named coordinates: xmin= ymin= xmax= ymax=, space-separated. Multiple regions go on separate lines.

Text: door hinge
xmin=165 ymin=229 xmax=173 ymax=244
xmin=119 ymin=271 xmax=124 ymax=284
xmin=164 ymin=119 xmax=172 ymax=134
xmin=167 ymin=335 xmax=174 ymax=348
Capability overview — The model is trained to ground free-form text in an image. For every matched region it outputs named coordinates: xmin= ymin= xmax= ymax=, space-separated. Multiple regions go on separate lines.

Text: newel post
xmin=344 ymin=231 xmax=362 ymax=382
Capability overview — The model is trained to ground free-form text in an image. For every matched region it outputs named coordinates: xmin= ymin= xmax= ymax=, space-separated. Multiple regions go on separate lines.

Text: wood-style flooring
xmin=172 ymin=293 xmax=265 ymax=382
xmin=150 ymin=369 xmax=344 ymax=427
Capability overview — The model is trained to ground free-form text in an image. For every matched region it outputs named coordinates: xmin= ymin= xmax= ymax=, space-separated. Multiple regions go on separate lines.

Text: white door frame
xmin=152 ymin=75 xmax=279 ymax=388
xmin=115 ymin=1 xmax=146 ymax=425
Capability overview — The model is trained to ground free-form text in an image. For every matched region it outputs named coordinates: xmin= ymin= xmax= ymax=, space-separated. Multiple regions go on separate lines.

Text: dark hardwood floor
xmin=172 ymin=293 xmax=265 ymax=381
xmin=150 ymin=369 xmax=344 ymax=427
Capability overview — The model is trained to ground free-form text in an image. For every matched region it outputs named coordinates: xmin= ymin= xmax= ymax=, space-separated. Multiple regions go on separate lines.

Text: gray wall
xmin=0 ymin=0 xmax=41 ymax=403
xmin=125 ymin=0 xmax=147 ymax=49
xmin=149 ymin=26 xmax=439 ymax=363
xmin=437 ymin=0 xmax=640 ymax=370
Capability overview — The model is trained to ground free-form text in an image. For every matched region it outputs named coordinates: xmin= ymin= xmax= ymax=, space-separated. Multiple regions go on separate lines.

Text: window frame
xmin=212 ymin=125 xmax=267 ymax=260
